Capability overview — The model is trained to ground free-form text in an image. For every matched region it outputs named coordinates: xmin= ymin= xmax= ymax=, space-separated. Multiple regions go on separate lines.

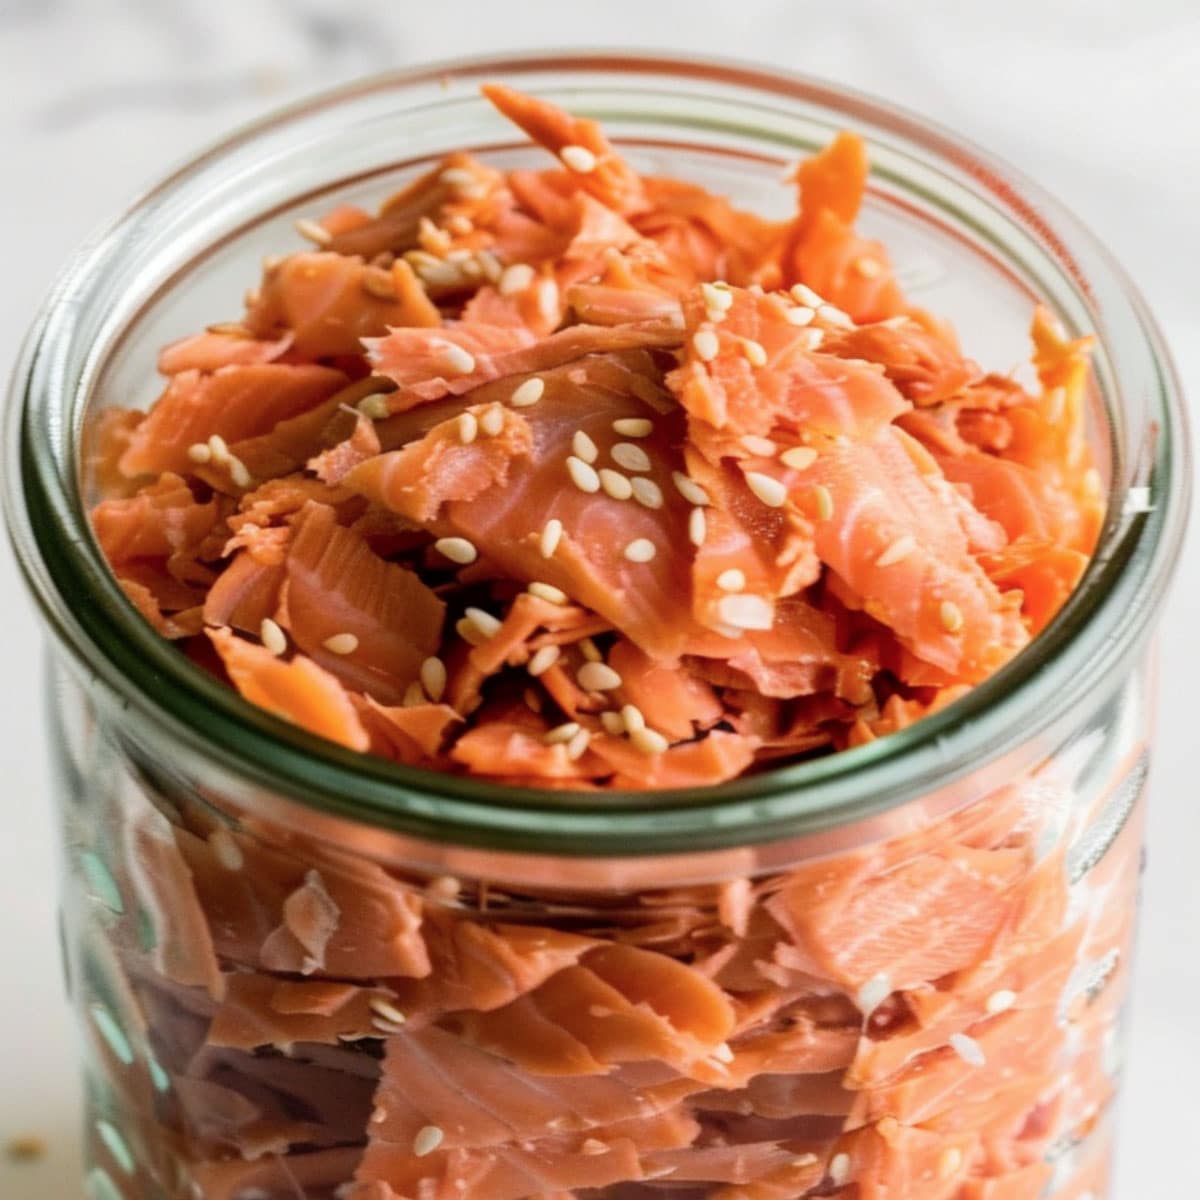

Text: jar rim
xmin=4 ymin=50 xmax=1190 ymax=856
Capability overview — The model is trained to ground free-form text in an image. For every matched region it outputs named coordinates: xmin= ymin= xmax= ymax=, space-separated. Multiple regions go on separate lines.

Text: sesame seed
xmin=323 ymin=633 xmax=359 ymax=655
xmin=560 ymin=144 xmax=598 ymax=173
xmin=803 ymin=327 xmax=826 ymax=351
xmin=875 ymin=535 xmax=917 ymax=568
xmin=369 ymin=997 xmax=407 ymax=1027
xmin=402 ymin=680 xmax=426 ymax=707
xmin=599 ymin=468 xmax=633 ymax=500
xmin=611 ymin=442 xmax=652 ymax=473
xmin=565 ymin=728 xmax=591 ymax=761
xmin=829 ymin=1153 xmax=851 ymax=1186
xmin=790 ymin=283 xmax=824 ymax=308
xmin=630 ymin=727 xmax=669 ymax=755
xmin=717 ymin=594 xmax=773 ymax=630
xmin=855 ymin=255 xmax=883 ymax=279
xmin=228 ymin=458 xmax=253 ymax=489
xmin=455 ymin=617 xmax=485 ymax=646
xmin=791 ymin=1154 xmax=819 ymax=1168
xmin=464 ymin=607 xmax=502 ymax=639
xmin=420 ymin=656 xmax=447 ymax=702
xmin=295 ymin=217 xmax=332 ymax=245
xmin=566 ymin=456 xmax=601 ymax=493
xmin=510 ymin=376 xmax=544 ymax=407
xmin=528 ymin=581 xmax=569 ymax=605
xmin=445 ymin=248 xmax=474 ymax=264
xmin=445 ymin=213 xmax=474 ymax=235
xmin=780 ymin=445 xmax=818 ymax=471
xmin=785 ymin=305 xmax=816 ymax=326
xmin=620 ymin=704 xmax=646 ymax=733
xmin=700 ymin=282 xmax=734 ymax=312
xmin=477 ymin=249 xmax=503 ymax=283
xmin=572 ymin=430 xmax=599 ymax=463
xmin=439 ymin=166 xmax=476 ymax=189
xmin=949 ymin=1033 xmax=986 ymax=1067
xmin=623 ymin=538 xmax=657 ymax=563
xmin=540 ymin=519 xmax=563 ymax=558
xmin=938 ymin=1147 xmax=963 ymax=1179
xmin=716 ymin=568 xmax=746 ymax=592
xmin=986 ymin=989 xmax=1017 ymax=1015
xmin=581 ymin=1138 xmax=610 ymax=1156
xmin=741 ymin=434 xmax=778 ymax=456
xmin=612 ymin=417 xmax=653 ymax=438
xmin=692 ymin=329 xmax=720 ymax=362
xmin=413 ymin=1126 xmax=444 ymax=1157
xmin=361 ymin=268 xmax=397 ymax=300
xmin=434 ymin=536 xmax=478 ymax=565
xmin=436 ymin=342 xmax=476 ymax=376
xmin=456 ymin=411 xmax=478 ymax=444
xmin=498 ymin=263 xmax=535 ymax=295
xmin=940 ymin=600 xmax=965 ymax=633
xmin=745 ymin=471 xmax=788 ymax=508
xmin=689 ymin=506 xmax=708 ymax=546
xmin=414 ymin=260 xmax=463 ymax=288
xmin=260 ymin=618 xmax=287 ymax=656
xmin=537 ymin=278 xmax=559 ymax=324
xmin=479 ymin=405 xmax=505 ymax=437
xmin=812 ymin=484 xmax=834 ymax=520
xmin=819 ymin=304 xmax=853 ymax=328
xmin=741 ymin=339 xmax=768 ymax=367
xmin=855 ymin=972 xmax=892 ymax=1015
xmin=527 ymin=645 xmax=561 ymax=677
xmin=578 ymin=662 xmax=623 ymax=691
xmin=579 ymin=638 xmax=602 ymax=662
xmin=543 ymin=721 xmax=582 ymax=746
xmin=357 ymin=394 xmax=391 ymax=420
xmin=207 ymin=434 xmax=230 ymax=464
xmin=209 ymin=828 xmax=244 ymax=872
xmin=523 ymin=687 xmax=543 ymax=713
xmin=186 ymin=442 xmax=212 ymax=464
xmin=599 ymin=710 xmax=625 ymax=735
xmin=673 ymin=472 xmax=711 ymax=506
xmin=631 ymin=478 xmax=664 ymax=509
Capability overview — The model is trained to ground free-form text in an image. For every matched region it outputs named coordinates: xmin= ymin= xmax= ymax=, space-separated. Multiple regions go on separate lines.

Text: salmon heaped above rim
xmin=89 ymin=82 xmax=1101 ymax=789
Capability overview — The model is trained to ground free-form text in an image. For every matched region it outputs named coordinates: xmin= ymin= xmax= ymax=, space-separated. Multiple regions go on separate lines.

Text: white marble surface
xmin=0 ymin=3 xmax=1196 ymax=1197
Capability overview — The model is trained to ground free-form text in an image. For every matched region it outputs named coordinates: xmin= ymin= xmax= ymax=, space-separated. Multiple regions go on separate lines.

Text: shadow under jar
xmin=3 ymin=53 xmax=1189 ymax=1200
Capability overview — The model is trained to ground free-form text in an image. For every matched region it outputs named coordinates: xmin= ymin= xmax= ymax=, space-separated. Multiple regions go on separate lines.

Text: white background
xmin=0 ymin=2 xmax=1196 ymax=1196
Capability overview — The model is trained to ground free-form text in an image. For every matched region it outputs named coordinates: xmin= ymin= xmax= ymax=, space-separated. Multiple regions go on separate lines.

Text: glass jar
xmin=4 ymin=54 xmax=1188 ymax=1200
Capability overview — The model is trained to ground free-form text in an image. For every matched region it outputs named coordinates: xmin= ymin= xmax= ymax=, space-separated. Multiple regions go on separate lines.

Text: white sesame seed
xmin=572 ymin=430 xmax=599 ymax=463
xmin=228 ymin=457 xmax=253 ymax=489
xmin=581 ymin=1138 xmax=610 ymax=1156
xmin=700 ymin=282 xmax=734 ymax=312
xmin=186 ymin=442 xmax=212 ymax=464
xmin=790 ymin=283 xmax=825 ymax=308
xmin=855 ymin=255 xmax=883 ymax=278
xmin=527 ymin=645 xmax=561 ymax=677
xmin=434 ymin=537 xmax=478 ymax=565
xmin=479 ymin=405 xmax=505 ymax=437
xmin=543 ymin=721 xmax=582 ymax=746
xmin=537 ymin=278 xmax=559 ymax=324
xmin=855 ymin=972 xmax=892 ymax=1015
xmin=476 ymin=249 xmax=503 ymax=283
xmin=802 ymin=327 xmax=826 ymax=351
xmin=207 ymin=434 xmax=230 ymax=464
xmin=456 ymin=411 xmax=478 ymax=444
xmin=741 ymin=435 xmax=778 ymax=456
xmin=209 ymin=828 xmax=244 ymax=871
xmin=623 ymin=538 xmax=657 ymax=563
xmin=420 ymin=656 xmax=447 ymax=702
xmin=938 ymin=1148 xmax=963 ymax=1179
xmin=414 ymin=260 xmax=463 ymax=289
xmin=875 ymin=535 xmax=918 ymax=568
xmin=579 ymin=638 xmax=602 ymax=662
xmin=403 ymin=680 xmax=426 ymax=707
xmin=745 ymin=471 xmax=788 ymax=508
xmin=620 ymin=704 xmax=646 ymax=733
xmin=499 ymin=263 xmax=535 ymax=295
xmin=611 ymin=442 xmax=652 ymax=473
xmin=445 ymin=213 xmax=474 ymax=236
xmin=560 ymin=144 xmax=598 ymax=173
xmin=413 ymin=1125 xmax=444 ymax=1157
xmin=436 ymin=342 xmax=476 ymax=376
xmin=464 ymin=607 xmax=502 ymax=639
xmin=578 ymin=662 xmax=623 ymax=692
xmin=599 ymin=468 xmax=633 ymax=500
xmin=599 ymin=710 xmax=626 ymax=735
xmin=362 ymin=269 xmax=398 ymax=301
xmin=818 ymin=304 xmax=853 ymax=329
xmin=323 ymin=633 xmax=359 ymax=655
xmin=565 ymin=727 xmax=592 ymax=761
xmin=780 ymin=445 xmax=818 ymax=471
xmin=369 ymin=997 xmax=407 ymax=1027
xmin=940 ymin=600 xmax=965 ymax=634
xmin=949 ymin=1033 xmax=986 ymax=1067
xmin=630 ymin=727 xmax=669 ymax=755
xmin=455 ymin=617 xmax=485 ymax=646
xmin=791 ymin=1154 xmax=819 ymax=1169
xmin=528 ymin=581 xmax=569 ymax=605
xmin=631 ymin=477 xmax=664 ymax=509
xmin=688 ymin=506 xmax=708 ymax=547
xmin=716 ymin=568 xmax=746 ymax=592
xmin=540 ymin=518 xmax=563 ymax=558
xmin=511 ymin=376 xmax=544 ymax=407
xmin=741 ymin=339 xmax=768 ymax=367
xmin=260 ymin=618 xmax=287 ymax=656
xmin=716 ymin=594 xmax=773 ymax=630
xmin=566 ymin=456 xmax=601 ymax=493
xmin=445 ymin=248 xmax=474 ymax=264
xmin=295 ymin=217 xmax=332 ymax=246
xmin=692 ymin=329 xmax=720 ymax=362
xmin=785 ymin=305 xmax=816 ymax=326
xmin=829 ymin=1153 xmax=851 ymax=1186
xmin=439 ymin=167 xmax=477 ymax=189
xmin=357 ymin=393 xmax=391 ymax=420
xmin=986 ymin=989 xmax=1017 ymax=1015
xmin=612 ymin=417 xmax=653 ymax=438
xmin=673 ymin=472 xmax=711 ymax=506
xmin=812 ymin=484 xmax=834 ymax=520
